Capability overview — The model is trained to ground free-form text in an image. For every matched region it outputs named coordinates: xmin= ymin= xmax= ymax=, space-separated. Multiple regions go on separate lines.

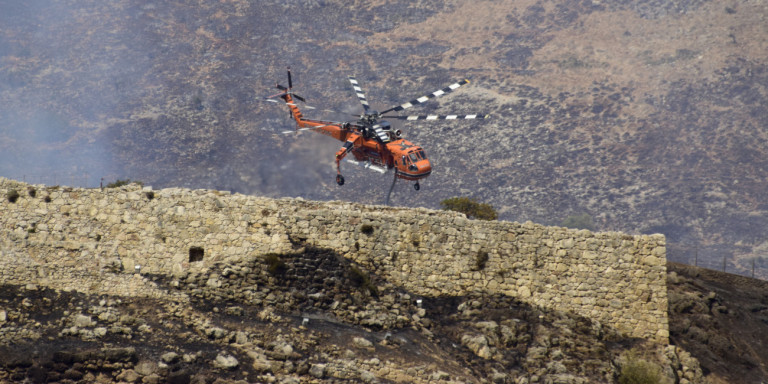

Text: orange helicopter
xmin=264 ymin=68 xmax=489 ymax=195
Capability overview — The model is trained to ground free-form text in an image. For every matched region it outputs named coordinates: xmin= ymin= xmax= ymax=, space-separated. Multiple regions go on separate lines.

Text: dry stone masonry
xmin=0 ymin=177 xmax=668 ymax=343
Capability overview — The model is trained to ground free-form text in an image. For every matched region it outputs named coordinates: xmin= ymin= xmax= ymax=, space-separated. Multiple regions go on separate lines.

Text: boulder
xmin=461 ymin=334 xmax=493 ymax=359
xmin=143 ymin=373 xmax=162 ymax=384
xmin=116 ymin=369 xmax=141 ymax=383
xmin=104 ymin=347 xmax=137 ymax=363
xmin=360 ymin=370 xmax=376 ymax=383
xmin=213 ymin=353 xmax=239 ymax=370
xmin=353 ymin=337 xmax=373 ymax=349
xmin=162 ymin=352 xmax=181 ymax=364
xmin=73 ymin=314 xmax=94 ymax=328
xmin=309 ymin=363 xmax=326 ymax=378
xmin=247 ymin=351 xmax=272 ymax=372
xmin=270 ymin=341 xmax=294 ymax=360
xmin=234 ymin=331 xmax=248 ymax=345
xmin=134 ymin=360 xmax=158 ymax=376
xmin=431 ymin=371 xmax=451 ymax=380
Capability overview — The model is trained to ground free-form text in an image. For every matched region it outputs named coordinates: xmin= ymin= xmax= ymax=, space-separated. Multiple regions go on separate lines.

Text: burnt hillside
xmin=667 ymin=262 xmax=768 ymax=384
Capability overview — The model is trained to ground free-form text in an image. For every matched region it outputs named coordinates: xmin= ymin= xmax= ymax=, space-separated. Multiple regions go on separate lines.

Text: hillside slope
xmin=667 ymin=262 xmax=768 ymax=384
xmin=2 ymin=1 xmax=768 ymax=278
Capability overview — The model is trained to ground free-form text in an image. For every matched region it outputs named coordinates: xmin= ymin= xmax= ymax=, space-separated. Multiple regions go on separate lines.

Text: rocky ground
xmin=0 ymin=246 xmax=718 ymax=383
xmin=667 ymin=262 xmax=768 ymax=384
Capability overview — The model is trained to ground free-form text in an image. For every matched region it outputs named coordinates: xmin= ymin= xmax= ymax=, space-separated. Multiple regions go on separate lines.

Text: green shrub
xmin=6 ymin=189 xmax=20 ymax=203
xmin=27 ymin=187 xmax=36 ymax=198
xmin=360 ymin=224 xmax=374 ymax=235
xmin=619 ymin=357 xmax=664 ymax=384
xmin=348 ymin=265 xmax=378 ymax=297
xmin=440 ymin=197 xmax=498 ymax=220
xmin=473 ymin=251 xmax=489 ymax=271
xmin=106 ymin=179 xmax=142 ymax=188
xmin=561 ymin=213 xmax=595 ymax=231
xmin=264 ymin=253 xmax=287 ymax=275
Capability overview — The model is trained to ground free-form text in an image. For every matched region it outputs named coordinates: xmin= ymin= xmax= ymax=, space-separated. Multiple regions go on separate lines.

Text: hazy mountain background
xmin=2 ymin=0 xmax=767 ymax=276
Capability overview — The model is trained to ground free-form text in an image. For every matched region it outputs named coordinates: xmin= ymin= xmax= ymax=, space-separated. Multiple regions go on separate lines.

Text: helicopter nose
xmin=409 ymin=159 xmax=431 ymax=177
xmin=421 ymin=160 xmax=432 ymax=174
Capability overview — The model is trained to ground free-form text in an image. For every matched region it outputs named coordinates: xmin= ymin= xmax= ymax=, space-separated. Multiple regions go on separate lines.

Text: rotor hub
xmin=359 ymin=111 xmax=380 ymax=126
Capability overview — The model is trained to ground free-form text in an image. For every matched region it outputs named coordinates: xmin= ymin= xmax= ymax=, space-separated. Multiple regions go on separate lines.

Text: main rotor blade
xmin=258 ymin=97 xmax=355 ymax=116
xmin=382 ymin=113 xmax=490 ymax=120
xmin=379 ymin=79 xmax=470 ymax=115
xmin=348 ymin=76 xmax=371 ymax=113
xmin=287 ymin=67 xmax=293 ymax=89
xmin=276 ymin=84 xmax=288 ymax=91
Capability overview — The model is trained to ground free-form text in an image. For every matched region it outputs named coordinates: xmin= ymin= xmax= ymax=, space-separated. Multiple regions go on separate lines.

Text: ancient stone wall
xmin=0 ymin=178 xmax=668 ymax=342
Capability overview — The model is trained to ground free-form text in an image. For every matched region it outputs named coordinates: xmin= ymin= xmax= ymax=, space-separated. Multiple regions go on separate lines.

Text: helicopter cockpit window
xmin=402 ymin=155 xmax=410 ymax=165
xmin=409 ymin=153 xmax=419 ymax=163
xmin=418 ymin=150 xmax=426 ymax=159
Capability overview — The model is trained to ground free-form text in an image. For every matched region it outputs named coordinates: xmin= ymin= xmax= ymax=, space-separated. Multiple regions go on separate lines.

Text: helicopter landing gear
xmin=335 ymin=142 xmax=352 ymax=187
xmin=414 ymin=182 xmax=420 ymax=191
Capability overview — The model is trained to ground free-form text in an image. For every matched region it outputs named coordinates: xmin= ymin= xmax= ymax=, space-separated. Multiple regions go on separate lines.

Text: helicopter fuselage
xmin=281 ymin=93 xmax=432 ymax=181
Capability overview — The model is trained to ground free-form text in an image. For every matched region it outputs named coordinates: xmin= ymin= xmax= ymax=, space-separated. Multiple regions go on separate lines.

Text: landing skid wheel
xmin=336 ymin=175 xmax=345 ymax=186
xmin=414 ymin=182 xmax=420 ymax=191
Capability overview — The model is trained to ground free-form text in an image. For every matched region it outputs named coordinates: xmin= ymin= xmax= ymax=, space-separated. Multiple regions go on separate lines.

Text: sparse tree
xmin=561 ymin=213 xmax=595 ymax=231
xmin=6 ymin=189 xmax=20 ymax=203
xmin=619 ymin=355 xmax=666 ymax=384
xmin=440 ymin=197 xmax=498 ymax=221
xmin=105 ymin=179 xmax=141 ymax=188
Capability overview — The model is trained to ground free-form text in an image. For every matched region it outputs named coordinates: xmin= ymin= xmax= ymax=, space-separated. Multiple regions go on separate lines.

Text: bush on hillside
xmin=348 ymin=265 xmax=378 ymax=297
xmin=440 ymin=197 xmax=498 ymax=221
xmin=6 ymin=189 xmax=20 ymax=203
xmin=619 ymin=355 xmax=666 ymax=384
xmin=360 ymin=224 xmax=374 ymax=235
xmin=561 ymin=213 xmax=595 ymax=231
xmin=105 ymin=179 xmax=142 ymax=188
xmin=264 ymin=253 xmax=287 ymax=275
xmin=473 ymin=251 xmax=489 ymax=271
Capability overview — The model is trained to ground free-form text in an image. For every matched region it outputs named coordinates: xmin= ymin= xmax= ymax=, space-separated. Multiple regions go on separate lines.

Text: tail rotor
xmin=275 ymin=67 xmax=306 ymax=102
xmin=288 ymin=68 xmax=293 ymax=89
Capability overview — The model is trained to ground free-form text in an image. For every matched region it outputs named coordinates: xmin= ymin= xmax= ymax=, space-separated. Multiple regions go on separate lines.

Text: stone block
xmin=517 ymin=286 xmax=531 ymax=299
